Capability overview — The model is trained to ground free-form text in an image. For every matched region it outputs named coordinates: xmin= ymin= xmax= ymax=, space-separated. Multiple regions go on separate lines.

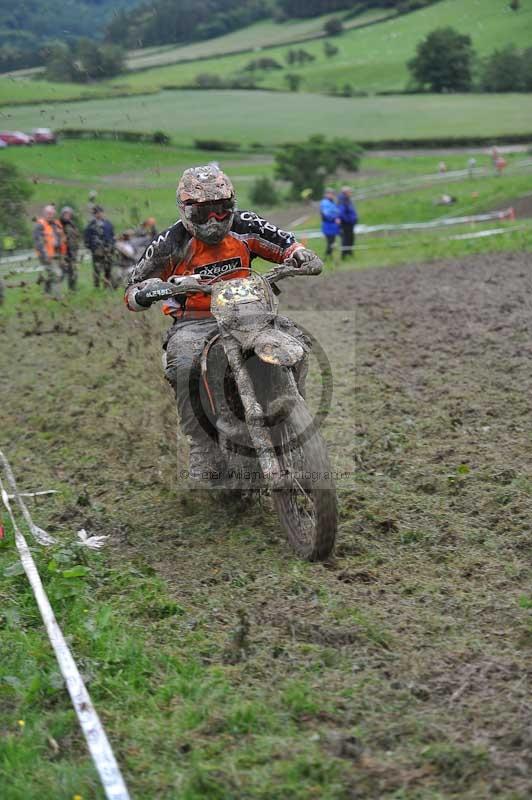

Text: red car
xmin=31 ymin=128 xmax=57 ymax=144
xmin=0 ymin=131 xmax=34 ymax=146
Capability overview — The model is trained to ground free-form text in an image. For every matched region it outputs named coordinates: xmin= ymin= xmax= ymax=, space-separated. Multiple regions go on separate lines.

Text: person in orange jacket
xmin=33 ymin=204 xmax=67 ymax=297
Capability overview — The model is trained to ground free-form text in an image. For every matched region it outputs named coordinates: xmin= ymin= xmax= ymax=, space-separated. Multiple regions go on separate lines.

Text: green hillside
xmin=116 ymin=0 xmax=532 ymax=95
xmin=125 ymin=8 xmax=390 ymax=70
xmin=2 ymin=0 xmax=531 ymax=106
xmin=0 ymin=0 xmax=139 ymax=50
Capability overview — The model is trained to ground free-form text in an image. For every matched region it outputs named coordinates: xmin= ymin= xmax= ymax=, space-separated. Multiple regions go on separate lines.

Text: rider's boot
xmin=187 ymin=433 xmax=225 ymax=483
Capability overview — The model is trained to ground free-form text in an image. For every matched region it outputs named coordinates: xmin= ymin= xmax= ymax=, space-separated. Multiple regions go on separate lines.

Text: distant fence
xmin=0 ymin=249 xmax=91 ymax=279
xmin=296 ymin=208 xmax=517 ymax=241
xmin=56 ymin=128 xmax=532 ymax=152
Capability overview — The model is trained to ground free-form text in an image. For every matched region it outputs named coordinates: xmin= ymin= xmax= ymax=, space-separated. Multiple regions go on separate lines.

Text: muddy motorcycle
xmin=166 ymin=264 xmax=337 ymax=561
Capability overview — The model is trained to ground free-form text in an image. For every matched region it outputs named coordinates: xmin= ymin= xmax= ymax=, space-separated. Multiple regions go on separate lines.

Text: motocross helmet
xmin=177 ymin=165 xmax=235 ymax=244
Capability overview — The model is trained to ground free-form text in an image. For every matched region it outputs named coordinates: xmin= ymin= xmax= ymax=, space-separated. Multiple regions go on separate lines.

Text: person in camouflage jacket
xmin=60 ymin=207 xmax=80 ymax=290
xmin=84 ymin=205 xmax=115 ymax=288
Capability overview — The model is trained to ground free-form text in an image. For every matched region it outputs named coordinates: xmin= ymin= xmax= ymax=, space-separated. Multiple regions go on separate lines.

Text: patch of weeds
xmin=400 ymin=582 xmax=422 ymax=596
xmin=446 ymin=464 xmax=471 ymax=495
xmin=282 ymin=680 xmax=320 ymax=719
xmin=181 ymin=762 xmax=235 ymax=800
xmin=421 ymin=742 xmax=489 ymax=786
xmin=274 ymin=754 xmax=343 ymax=798
xmin=340 ymin=608 xmax=393 ymax=650
xmin=223 ymin=701 xmax=272 ymax=735
xmin=398 ymin=529 xmax=427 ymax=545
xmin=493 ymin=489 xmax=514 ymax=506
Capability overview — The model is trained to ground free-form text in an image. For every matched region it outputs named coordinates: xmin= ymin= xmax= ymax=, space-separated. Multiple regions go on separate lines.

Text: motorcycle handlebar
xmin=167 ymin=276 xmax=213 ymax=295
xmin=164 ymin=259 xmax=317 ymax=299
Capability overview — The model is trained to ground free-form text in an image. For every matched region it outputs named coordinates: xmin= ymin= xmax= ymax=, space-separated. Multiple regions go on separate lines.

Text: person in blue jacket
xmin=337 ymin=186 xmax=358 ymax=259
xmin=319 ymin=187 xmax=340 ymax=257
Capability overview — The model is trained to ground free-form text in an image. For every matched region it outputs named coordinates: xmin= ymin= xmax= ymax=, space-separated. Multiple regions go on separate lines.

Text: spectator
xmin=88 ymin=189 xmax=98 ymax=215
xmin=319 ymin=187 xmax=340 ymax=258
xmin=337 ymin=186 xmax=358 ymax=259
xmin=438 ymin=161 xmax=447 ymax=174
xmin=33 ymin=204 xmax=67 ymax=297
xmin=495 ymin=156 xmax=507 ymax=177
xmin=467 ymin=157 xmax=477 ymax=178
xmin=136 ymin=217 xmax=158 ymax=239
xmin=60 ymin=206 xmax=80 ymax=291
xmin=84 ymin=205 xmax=115 ymax=288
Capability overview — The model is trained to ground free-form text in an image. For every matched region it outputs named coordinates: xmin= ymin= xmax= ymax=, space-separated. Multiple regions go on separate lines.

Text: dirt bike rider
xmin=125 ymin=165 xmax=323 ymax=481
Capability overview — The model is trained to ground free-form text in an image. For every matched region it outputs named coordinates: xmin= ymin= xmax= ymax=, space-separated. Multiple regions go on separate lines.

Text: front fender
xmin=251 ymin=328 xmax=304 ymax=367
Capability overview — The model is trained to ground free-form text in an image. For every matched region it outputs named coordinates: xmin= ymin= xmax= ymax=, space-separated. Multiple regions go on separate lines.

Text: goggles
xmin=184 ymin=198 xmax=235 ymax=225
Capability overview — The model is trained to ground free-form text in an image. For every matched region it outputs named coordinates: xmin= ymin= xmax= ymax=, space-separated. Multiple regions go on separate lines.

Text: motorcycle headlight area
xmin=211 ymin=277 xmax=273 ymax=331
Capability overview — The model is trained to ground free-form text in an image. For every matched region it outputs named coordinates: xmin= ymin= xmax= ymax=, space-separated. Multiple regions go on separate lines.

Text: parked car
xmin=0 ymin=131 xmax=34 ymax=146
xmin=31 ymin=128 xmax=56 ymax=144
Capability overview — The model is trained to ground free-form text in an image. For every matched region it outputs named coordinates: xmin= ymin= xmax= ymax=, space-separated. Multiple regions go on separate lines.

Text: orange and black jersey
xmin=125 ymin=210 xmax=302 ymax=317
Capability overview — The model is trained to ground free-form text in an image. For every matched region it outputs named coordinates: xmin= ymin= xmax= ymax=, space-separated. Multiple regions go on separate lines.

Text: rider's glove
xmin=284 ymin=246 xmax=323 ymax=275
xmin=134 ymin=279 xmax=176 ymax=308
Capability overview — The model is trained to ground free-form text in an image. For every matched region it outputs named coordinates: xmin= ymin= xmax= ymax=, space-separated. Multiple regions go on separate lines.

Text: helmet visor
xmin=184 ymin=198 xmax=235 ymax=225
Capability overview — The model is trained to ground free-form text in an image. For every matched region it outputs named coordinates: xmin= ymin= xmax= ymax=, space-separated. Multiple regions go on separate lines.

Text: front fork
xmin=221 ymin=333 xmax=287 ymax=487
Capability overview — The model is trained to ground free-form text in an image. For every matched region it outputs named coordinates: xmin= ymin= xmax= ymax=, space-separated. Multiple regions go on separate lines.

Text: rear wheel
xmin=272 ymin=389 xmax=337 ymax=561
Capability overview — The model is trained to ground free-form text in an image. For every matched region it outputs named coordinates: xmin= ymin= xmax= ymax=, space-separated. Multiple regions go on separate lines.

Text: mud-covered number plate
xmin=214 ymin=282 xmax=261 ymax=306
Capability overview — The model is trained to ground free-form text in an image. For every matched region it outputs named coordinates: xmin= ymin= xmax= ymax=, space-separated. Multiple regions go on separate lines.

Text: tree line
xmin=408 ymin=27 xmax=532 ymax=93
xmin=44 ymin=40 xmax=125 ymax=83
xmin=0 ymin=0 xmax=137 ymax=72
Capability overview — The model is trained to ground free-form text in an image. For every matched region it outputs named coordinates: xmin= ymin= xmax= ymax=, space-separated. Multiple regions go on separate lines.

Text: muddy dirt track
xmin=1 ymin=252 xmax=531 ymax=798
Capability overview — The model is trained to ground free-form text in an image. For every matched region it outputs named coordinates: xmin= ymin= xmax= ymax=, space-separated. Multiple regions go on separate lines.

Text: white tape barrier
xmin=0 ymin=265 xmax=44 ymax=276
xmin=8 ymin=490 xmax=57 ymax=499
xmin=0 ymin=451 xmax=56 ymax=545
xmin=0 ymin=249 xmax=91 ymax=274
xmin=344 ymin=224 xmax=523 ymax=251
xmin=298 ymin=208 xmax=516 ymax=241
xmin=0 ymin=451 xmax=131 ymax=800
xmin=449 ymin=226 xmax=515 ymax=241
xmin=0 ymin=250 xmax=36 ymax=265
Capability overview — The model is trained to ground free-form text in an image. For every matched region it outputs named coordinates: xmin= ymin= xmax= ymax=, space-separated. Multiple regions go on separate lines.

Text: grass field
xmin=0 ymin=140 xmax=272 ymax=182
xmin=125 ymin=8 xmax=391 ymax=70
xmin=0 ymin=77 xmax=135 ymax=106
xmin=2 ymin=138 xmax=532 ymax=262
xmin=1 ymin=137 xmax=530 ymax=240
xmin=2 ymin=0 xmax=531 ymax=107
xmin=2 ymin=91 xmax=532 ymax=147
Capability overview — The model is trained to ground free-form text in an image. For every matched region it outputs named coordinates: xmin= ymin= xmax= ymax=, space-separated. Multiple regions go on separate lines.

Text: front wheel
xmin=272 ymin=388 xmax=337 ymax=561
